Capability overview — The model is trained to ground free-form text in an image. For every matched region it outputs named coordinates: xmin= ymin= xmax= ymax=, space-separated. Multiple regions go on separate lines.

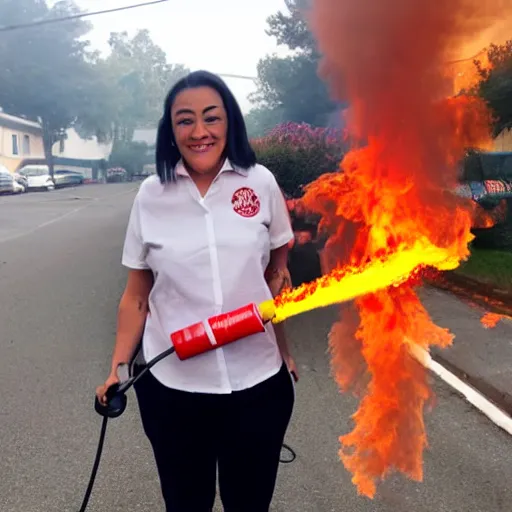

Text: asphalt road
xmin=0 ymin=184 xmax=511 ymax=512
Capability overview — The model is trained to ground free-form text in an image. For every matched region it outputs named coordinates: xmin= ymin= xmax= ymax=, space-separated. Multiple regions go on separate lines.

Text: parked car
xmin=53 ymin=169 xmax=84 ymax=188
xmin=18 ymin=165 xmax=55 ymax=191
xmin=0 ymin=166 xmax=14 ymax=194
xmin=12 ymin=179 xmax=25 ymax=194
xmin=0 ymin=166 xmax=25 ymax=194
xmin=107 ymin=167 xmax=128 ymax=183
xmin=13 ymin=173 xmax=28 ymax=192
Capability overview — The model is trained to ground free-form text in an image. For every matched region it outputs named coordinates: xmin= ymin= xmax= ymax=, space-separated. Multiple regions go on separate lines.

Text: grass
xmin=455 ymin=248 xmax=512 ymax=291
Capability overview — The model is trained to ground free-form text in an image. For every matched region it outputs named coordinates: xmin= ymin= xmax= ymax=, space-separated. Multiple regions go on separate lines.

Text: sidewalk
xmin=419 ymin=286 xmax=512 ymax=417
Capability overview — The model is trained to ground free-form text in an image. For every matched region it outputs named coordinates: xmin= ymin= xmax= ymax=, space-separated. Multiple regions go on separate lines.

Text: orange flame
xmin=481 ymin=312 xmax=510 ymax=328
xmin=285 ymin=0 xmax=512 ymax=499
xmin=473 ymin=199 xmax=508 ymax=229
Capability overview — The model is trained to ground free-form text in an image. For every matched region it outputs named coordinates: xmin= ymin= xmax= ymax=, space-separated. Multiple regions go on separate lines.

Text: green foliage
xmin=455 ymin=247 xmax=512 ymax=290
xmin=246 ymin=0 xmax=338 ymax=135
xmin=266 ymin=0 xmax=316 ymax=54
xmin=251 ymin=53 xmax=336 ymax=127
xmin=94 ymin=29 xmax=189 ymax=142
xmin=0 ymin=0 xmax=103 ymax=174
xmin=252 ymin=122 xmax=346 ymax=197
xmin=476 ymin=41 xmax=512 ymax=136
xmin=0 ymin=1 xmax=188 ymax=178
xmin=244 ymin=106 xmax=284 ymax=139
xmin=108 ymin=140 xmax=151 ymax=177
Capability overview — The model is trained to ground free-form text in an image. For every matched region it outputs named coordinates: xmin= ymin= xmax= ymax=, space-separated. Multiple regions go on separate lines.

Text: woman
xmin=96 ymin=70 xmax=297 ymax=512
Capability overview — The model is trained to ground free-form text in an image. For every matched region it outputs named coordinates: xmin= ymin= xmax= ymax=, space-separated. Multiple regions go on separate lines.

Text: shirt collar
xmin=175 ymin=157 xmax=248 ymax=178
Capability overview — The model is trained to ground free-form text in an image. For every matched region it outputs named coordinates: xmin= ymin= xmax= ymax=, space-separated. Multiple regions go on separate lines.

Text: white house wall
xmin=53 ymin=128 xmax=113 ymax=160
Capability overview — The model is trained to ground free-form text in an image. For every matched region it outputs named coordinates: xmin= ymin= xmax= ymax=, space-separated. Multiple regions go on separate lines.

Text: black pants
xmin=134 ymin=363 xmax=295 ymax=512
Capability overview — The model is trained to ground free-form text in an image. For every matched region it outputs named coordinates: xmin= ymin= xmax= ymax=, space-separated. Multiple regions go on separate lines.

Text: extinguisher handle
xmin=94 ymin=383 xmax=127 ymax=419
xmin=93 ymin=348 xmax=176 ymax=419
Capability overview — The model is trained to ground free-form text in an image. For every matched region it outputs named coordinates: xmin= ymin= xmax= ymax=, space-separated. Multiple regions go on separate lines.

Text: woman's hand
xmin=266 ymin=267 xmax=292 ymax=298
xmin=95 ymin=371 xmax=120 ymax=406
xmin=265 ymin=246 xmax=297 ymax=381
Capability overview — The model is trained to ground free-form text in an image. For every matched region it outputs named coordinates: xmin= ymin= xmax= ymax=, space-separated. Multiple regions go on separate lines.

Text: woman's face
xmin=171 ymin=86 xmax=228 ymax=175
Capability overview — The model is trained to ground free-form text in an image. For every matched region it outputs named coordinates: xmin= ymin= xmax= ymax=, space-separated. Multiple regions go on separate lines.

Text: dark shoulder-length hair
xmin=156 ymin=70 xmax=256 ymax=183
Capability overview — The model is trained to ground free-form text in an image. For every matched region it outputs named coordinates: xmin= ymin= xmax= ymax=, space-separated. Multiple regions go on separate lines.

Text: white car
xmin=18 ymin=165 xmax=55 ymax=191
xmin=12 ymin=179 xmax=25 ymax=193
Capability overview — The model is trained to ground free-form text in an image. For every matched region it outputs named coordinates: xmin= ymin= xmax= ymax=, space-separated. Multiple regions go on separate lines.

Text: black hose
xmin=280 ymin=443 xmax=297 ymax=463
xmin=79 ymin=416 xmax=296 ymax=511
xmin=78 ymin=416 xmax=108 ymax=512
xmin=79 ymin=346 xmax=296 ymax=510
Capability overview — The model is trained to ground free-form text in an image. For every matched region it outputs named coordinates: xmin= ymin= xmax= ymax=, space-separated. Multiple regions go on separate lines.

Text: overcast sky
xmin=74 ymin=0 xmax=293 ymax=113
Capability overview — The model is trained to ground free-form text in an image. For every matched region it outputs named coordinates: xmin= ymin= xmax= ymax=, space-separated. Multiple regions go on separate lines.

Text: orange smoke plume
xmin=300 ymin=0 xmax=512 ymax=499
xmin=447 ymin=48 xmax=492 ymax=95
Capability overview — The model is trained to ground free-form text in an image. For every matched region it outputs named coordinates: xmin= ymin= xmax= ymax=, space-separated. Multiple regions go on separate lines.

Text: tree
xmin=252 ymin=53 xmax=336 ymax=127
xmin=97 ymin=29 xmax=189 ymax=142
xmin=247 ymin=0 xmax=339 ymax=136
xmin=266 ymin=0 xmax=316 ymax=54
xmin=108 ymin=140 xmax=152 ymax=177
xmin=476 ymin=41 xmax=512 ymax=136
xmin=245 ymin=107 xmax=284 ymax=139
xmin=0 ymin=0 xmax=109 ymax=177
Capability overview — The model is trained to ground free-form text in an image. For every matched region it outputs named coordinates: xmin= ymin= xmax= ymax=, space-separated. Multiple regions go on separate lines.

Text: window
xmin=12 ymin=134 xmax=18 ymax=155
xmin=59 ymin=139 xmax=65 ymax=153
xmin=18 ymin=166 xmax=47 ymax=177
xmin=22 ymin=134 xmax=30 ymax=155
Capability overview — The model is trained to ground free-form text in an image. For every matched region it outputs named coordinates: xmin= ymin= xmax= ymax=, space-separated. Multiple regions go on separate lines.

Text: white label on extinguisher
xmin=203 ymin=320 xmax=218 ymax=346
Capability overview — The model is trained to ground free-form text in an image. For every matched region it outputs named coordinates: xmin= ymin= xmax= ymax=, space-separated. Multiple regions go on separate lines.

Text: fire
xmin=481 ymin=312 xmax=509 ymax=328
xmin=271 ymin=238 xmax=466 ymax=323
xmin=473 ymin=199 xmax=508 ymax=229
xmin=271 ymin=0 xmax=512 ymax=499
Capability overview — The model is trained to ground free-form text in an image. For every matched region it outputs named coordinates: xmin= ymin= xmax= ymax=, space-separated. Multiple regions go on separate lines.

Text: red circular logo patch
xmin=232 ymin=187 xmax=261 ymax=218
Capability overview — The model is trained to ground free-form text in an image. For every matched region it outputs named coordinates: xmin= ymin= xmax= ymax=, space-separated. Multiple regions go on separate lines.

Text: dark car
xmin=53 ymin=169 xmax=84 ymax=188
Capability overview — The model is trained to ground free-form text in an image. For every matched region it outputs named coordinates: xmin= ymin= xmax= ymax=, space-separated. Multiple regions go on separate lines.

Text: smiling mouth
xmin=189 ymin=143 xmax=215 ymax=153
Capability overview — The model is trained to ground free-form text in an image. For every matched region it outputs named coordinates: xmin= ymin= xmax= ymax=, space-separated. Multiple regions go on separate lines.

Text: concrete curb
xmin=431 ymin=351 xmax=512 ymax=418
xmin=427 ymin=272 xmax=512 ymax=317
xmin=426 ymin=273 xmax=512 ymax=423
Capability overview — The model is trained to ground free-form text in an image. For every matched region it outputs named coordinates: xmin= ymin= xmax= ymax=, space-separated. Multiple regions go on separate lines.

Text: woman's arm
xmin=110 ymin=269 xmax=154 ymax=373
xmin=266 ymin=244 xmax=298 ymax=381
xmin=97 ymin=268 xmax=153 ymax=404
xmin=266 ymin=244 xmax=292 ymax=295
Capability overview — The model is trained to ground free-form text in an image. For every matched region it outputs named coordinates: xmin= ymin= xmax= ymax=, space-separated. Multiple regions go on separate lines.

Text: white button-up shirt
xmin=122 ymin=158 xmax=294 ymax=393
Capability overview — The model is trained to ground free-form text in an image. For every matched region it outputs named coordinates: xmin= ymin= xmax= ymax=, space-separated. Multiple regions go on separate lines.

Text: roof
xmin=0 ymin=111 xmax=42 ymax=133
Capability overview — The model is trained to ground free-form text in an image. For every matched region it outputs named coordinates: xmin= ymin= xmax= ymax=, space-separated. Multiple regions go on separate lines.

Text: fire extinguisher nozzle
xmin=258 ymin=300 xmax=276 ymax=323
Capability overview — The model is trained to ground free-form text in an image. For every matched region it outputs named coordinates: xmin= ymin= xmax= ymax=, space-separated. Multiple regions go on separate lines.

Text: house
xmin=493 ymin=128 xmax=512 ymax=152
xmin=0 ymin=111 xmax=45 ymax=172
xmin=52 ymin=128 xmax=113 ymax=181
xmin=0 ymin=111 xmax=114 ymax=181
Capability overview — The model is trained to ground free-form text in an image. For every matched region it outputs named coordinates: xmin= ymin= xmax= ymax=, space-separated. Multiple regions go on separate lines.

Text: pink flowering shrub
xmin=251 ymin=122 xmax=350 ymax=285
xmin=251 ymin=122 xmax=347 ymax=198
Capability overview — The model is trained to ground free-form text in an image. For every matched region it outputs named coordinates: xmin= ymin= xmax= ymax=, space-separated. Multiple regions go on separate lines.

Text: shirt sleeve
xmin=121 ymin=192 xmax=150 ymax=270
xmin=268 ymin=173 xmax=295 ymax=250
